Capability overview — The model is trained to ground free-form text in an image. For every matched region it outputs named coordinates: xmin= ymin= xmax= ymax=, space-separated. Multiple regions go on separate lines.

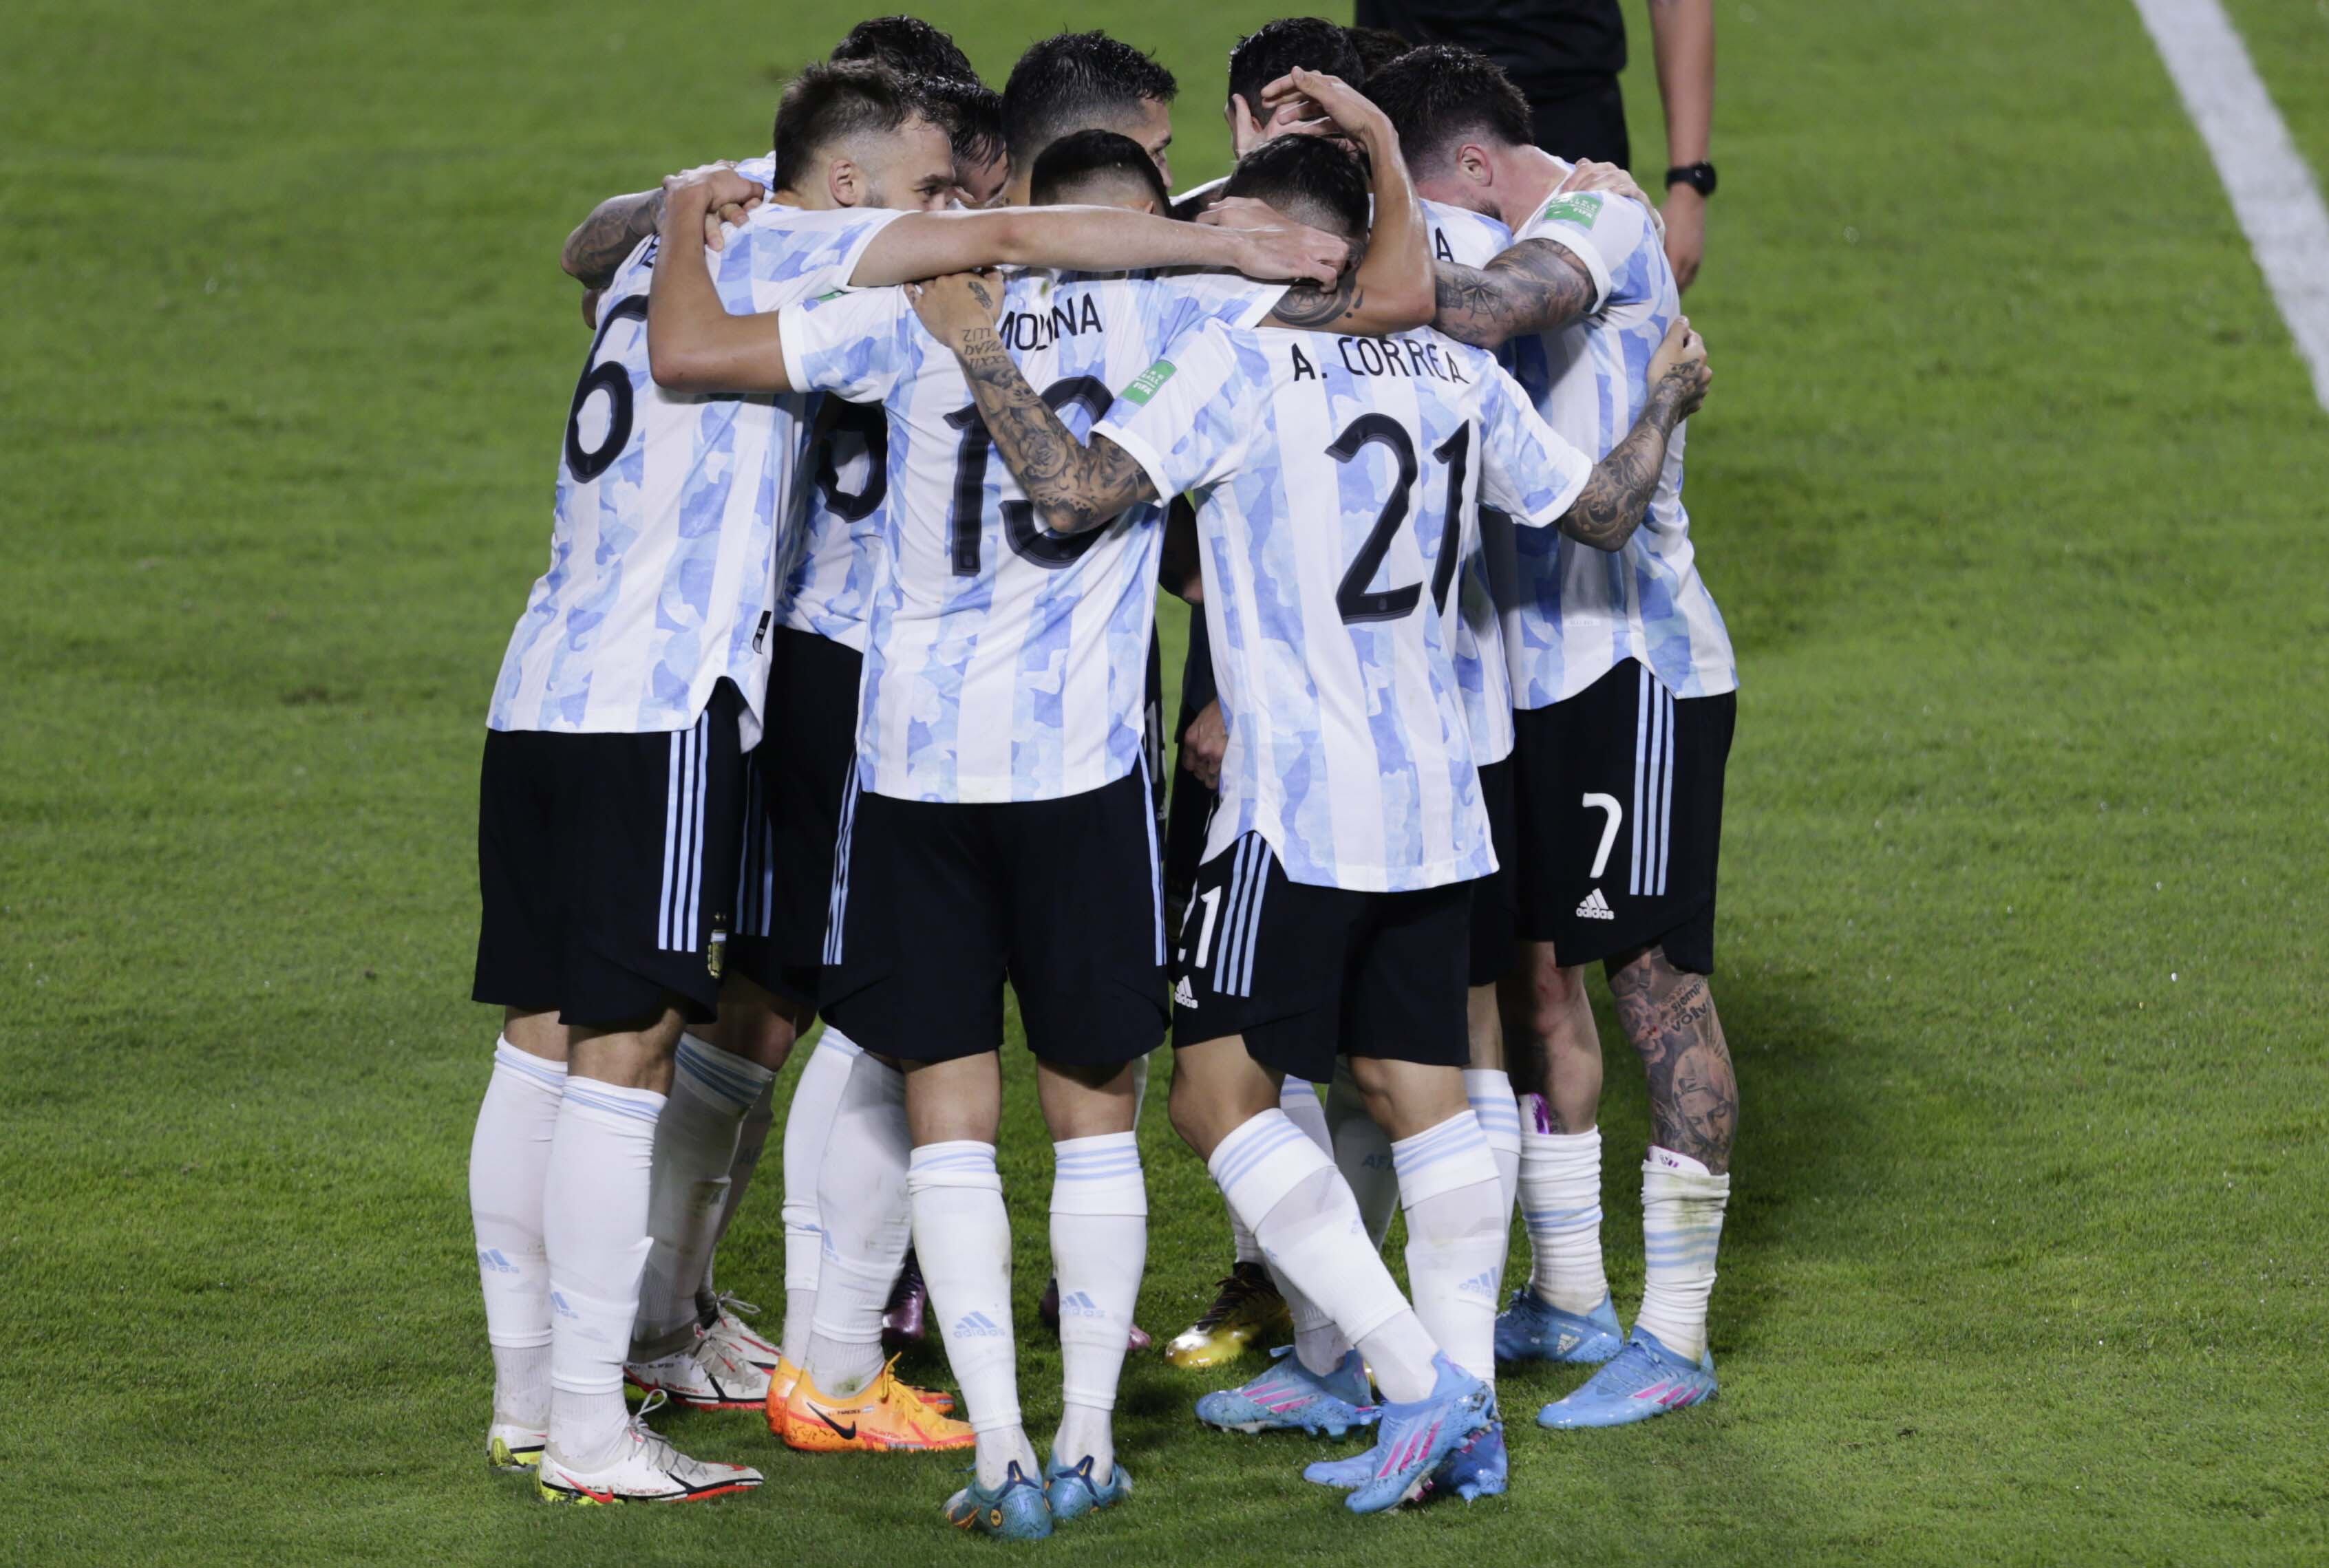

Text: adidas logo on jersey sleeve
xmin=1575 ymin=888 xmax=1616 ymax=921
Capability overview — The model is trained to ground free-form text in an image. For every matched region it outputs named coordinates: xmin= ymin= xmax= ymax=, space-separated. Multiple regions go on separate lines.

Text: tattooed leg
xmin=1605 ymin=947 xmax=1737 ymax=1175
xmin=1498 ymin=941 xmax=1600 ymax=1132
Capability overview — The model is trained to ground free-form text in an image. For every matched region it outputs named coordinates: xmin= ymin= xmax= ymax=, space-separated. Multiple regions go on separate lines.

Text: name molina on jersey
xmin=996 ymin=292 xmax=1109 ymax=352
xmin=1294 ymin=336 xmax=1476 ymax=385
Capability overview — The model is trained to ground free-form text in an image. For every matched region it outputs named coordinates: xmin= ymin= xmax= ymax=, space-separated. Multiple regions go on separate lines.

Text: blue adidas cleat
xmin=944 ymin=1461 xmax=1054 ymax=1540
xmin=1341 ymin=1354 xmax=1495 ymax=1515
xmin=1494 ymin=1289 xmax=1625 ymax=1365
xmin=1537 ymin=1325 xmax=1716 ymax=1429
xmin=1308 ymin=1412 xmax=1509 ymax=1503
xmin=1195 ymin=1346 xmax=1379 ymax=1437
xmin=1043 ymin=1452 xmax=1131 ymax=1523
xmin=1423 ymin=1418 xmax=1509 ymax=1501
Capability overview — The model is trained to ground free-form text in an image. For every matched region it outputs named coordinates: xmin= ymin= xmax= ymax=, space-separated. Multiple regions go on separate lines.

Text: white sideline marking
xmin=2130 ymin=0 xmax=2329 ymax=411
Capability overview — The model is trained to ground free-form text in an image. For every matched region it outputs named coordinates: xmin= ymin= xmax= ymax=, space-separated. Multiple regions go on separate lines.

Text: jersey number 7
xmin=1326 ymin=416 xmax=1471 ymax=626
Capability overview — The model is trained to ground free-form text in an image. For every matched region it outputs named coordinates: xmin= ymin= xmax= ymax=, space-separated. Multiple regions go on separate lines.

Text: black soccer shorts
xmin=818 ymin=764 xmax=1168 ymax=1067
xmin=727 ymin=627 xmax=861 ymax=1010
xmin=1469 ymin=755 xmax=1520 ymax=988
xmin=473 ymin=680 xmax=747 ymax=1027
xmin=1171 ymin=832 xmax=1476 ymax=1084
xmin=1509 ymin=659 xmax=1735 ymax=974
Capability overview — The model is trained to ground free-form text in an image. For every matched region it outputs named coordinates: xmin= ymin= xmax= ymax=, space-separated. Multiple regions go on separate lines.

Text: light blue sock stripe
xmin=494 ymin=1046 xmax=568 ymax=1092
xmin=564 ymin=1083 xmax=662 ymax=1124
xmin=1213 ymin=1116 xmax=1308 ymax=1190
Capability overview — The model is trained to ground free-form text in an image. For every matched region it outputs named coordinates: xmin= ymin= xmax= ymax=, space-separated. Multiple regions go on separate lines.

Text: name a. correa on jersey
xmin=1290 ymin=336 xmax=1474 ymax=385
xmin=995 ymin=292 xmax=1107 ymax=352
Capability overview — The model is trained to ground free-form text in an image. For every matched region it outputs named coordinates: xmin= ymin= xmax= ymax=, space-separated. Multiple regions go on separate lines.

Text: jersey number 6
xmin=1326 ymin=416 xmax=1470 ymax=625
xmin=563 ymin=296 xmax=650 ymax=484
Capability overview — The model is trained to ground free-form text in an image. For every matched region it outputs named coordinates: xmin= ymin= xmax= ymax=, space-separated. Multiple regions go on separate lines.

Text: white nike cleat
xmin=703 ymin=1293 xmax=780 ymax=1372
xmin=486 ymin=1418 xmax=546 ymax=1471
xmin=625 ymin=1325 xmax=772 ymax=1410
xmin=536 ymin=1392 xmax=763 ymax=1505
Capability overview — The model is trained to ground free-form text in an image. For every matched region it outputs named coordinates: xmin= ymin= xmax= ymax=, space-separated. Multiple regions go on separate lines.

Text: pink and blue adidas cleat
xmin=1536 ymin=1324 xmax=1716 ymax=1428
xmin=1195 ymin=1346 xmax=1379 ymax=1437
xmin=1494 ymin=1289 xmax=1625 ymax=1365
xmin=1332 ymin=1354 xmax=1495 ymax=1514
xmin=1305 ymin=1404 xmax=1508 ymax=1503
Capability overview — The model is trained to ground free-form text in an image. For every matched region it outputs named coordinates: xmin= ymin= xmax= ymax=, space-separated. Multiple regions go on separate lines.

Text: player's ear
xmin=1226 ymin=94 xmax=1253 ymax=155
xmin=828 ymin=157 xmax=862 ymax=208
xmin=1457 ymin=143 xmax=1491 ymax=187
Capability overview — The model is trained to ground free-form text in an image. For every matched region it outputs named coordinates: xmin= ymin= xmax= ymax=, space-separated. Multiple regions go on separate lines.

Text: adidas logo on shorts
xmin=1576 ymin=888 xmax=1616 ymax=921
xmin=1172 ymin=977 xmax=1198 ymax=1009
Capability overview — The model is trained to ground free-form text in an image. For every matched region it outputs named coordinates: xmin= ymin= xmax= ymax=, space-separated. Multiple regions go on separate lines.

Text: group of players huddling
xmin=466 ymin=12 xmax=1738 ymax=1535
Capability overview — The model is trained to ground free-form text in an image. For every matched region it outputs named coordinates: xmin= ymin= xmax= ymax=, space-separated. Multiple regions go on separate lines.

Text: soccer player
xmin=643 ymin=75 xmax=1432 ymax=1536
xmin=1371 ymin=43 xmax=1741 ymax=1425
xmin=999 ymin=31 xmax=1181 ymax=206
xmin=1028 ymin=128 xmax=1173 ymax=213
xmin=469 ymin=58 xmax=1351 ymax=1501
xmin=912 ymin=120 xmax=1711 ymax=1512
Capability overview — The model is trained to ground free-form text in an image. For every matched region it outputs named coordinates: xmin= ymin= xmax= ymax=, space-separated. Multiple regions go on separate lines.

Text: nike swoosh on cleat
xmin=809 ymin=1404 xmax=860 ymax=1441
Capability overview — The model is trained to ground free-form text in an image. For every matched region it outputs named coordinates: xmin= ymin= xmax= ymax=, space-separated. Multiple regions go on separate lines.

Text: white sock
xmin=1208 ymin=1110 xmax=1439 ymax=1401
xmin=1323 ymin=1060 xmax=1399 ymax=1247
xmin=699 ymin=1077 xmax=777 ymax=1320
xmin=544 ymin=1077 xmax=663 ymax=1465
xmin=1518 ymin=1112 xmax=1608 ymax=1313
xmin=909 ymin=1141 xmax=1036 ymax=1488
xmin=1463 ymin=1068 xmax=1522 ymax=1223
xmin=780 ymin=1028 xmax=862 ymax=1365
xmin=1392 ymin=1112 xmax=1505 ymax=1384
xmin=1129 ymin=1050 xmax=1151 ymax=1129
xmin=1634 ymin=1148 xmax=1730 ymax=1361
xmin=633 ymin=1034 xmax=772 ymax=1360
xmin=1275 ymin=1267 xmax=1352 ymax=1377
xmin=1229 ymin=1209 xmax=1266 ymax=1266
xmin=1049 ymin=1132 xmax=1145 ymax=1483
xmin=803 ymin=1051 xmax=911 ymax=1397
xmin=1279 ymin=1075 xmax=1331 ymax=1151
xmin=469 ymin=1038 xmax=565 ymax=1428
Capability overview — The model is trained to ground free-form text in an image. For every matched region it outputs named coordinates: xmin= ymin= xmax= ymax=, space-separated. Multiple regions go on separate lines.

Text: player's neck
xmin=773 ymin=187 xmax=834 ymax=212
xmin=1495 ymin=147 xmax=1571 ymax=231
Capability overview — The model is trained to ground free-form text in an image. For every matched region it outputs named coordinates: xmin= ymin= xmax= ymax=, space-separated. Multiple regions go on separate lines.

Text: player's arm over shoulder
xmin=1431 ymin=237 xmax=1599 ymax=350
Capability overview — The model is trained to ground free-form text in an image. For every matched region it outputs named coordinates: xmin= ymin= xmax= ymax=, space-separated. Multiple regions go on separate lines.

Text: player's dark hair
xmin=1001 ymin=31 xmax=1178 ymax=166
xmin=1029 ymin=128 xmax=1172 ymax=210
xmin=772 ymin=62 xmax=927 ymax=186
xmin=1343 ymin=25 xmax=1414 ymax=82
xmin=918 ymin=75 xmax=1006 ymax=173
xmin=829 ymin=15 xmax=978 ymax=83
xmin=1222 ymin=133 xmax=1369 ymax=240
xmin=1364 ymin=45 xmax=1533 ymax=171
xmin=1224 ymin=18 xmax=1363 ymax=115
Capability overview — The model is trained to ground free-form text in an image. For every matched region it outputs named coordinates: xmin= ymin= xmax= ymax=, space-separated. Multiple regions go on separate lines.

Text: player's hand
xmin=1557 ymin=160 xmax=1667 ymax=239
xmin=906 ymin=270 xmax=1007 ymax=342
xmin=1181 ymin=700 xmax=1227 ymax=791
xmin=1195 ymin=199 xmax=1349 ymax=287
xmin=1257 ymin=67 xmax=1390 ymax=146
xmin=1661 ymin=186 xmax=1704 ymax=291
xmin=1648 ymin=315 xmax=1711 ymax=418
xmin=662 ymin=166 xmax=763 ymax=248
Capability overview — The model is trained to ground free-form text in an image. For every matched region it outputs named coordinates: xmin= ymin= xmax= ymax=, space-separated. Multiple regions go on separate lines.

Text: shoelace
xmin=1193 ymin=1268 xmax=1269 ymax=1330
xmin=626 ymin=1390 xmax=681 ymax=1469
xmin=712 ymin=1291 xmax=763 ymax=1320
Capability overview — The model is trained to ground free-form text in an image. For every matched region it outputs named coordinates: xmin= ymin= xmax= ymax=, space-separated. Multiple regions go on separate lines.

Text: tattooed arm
xmin=562 ymin=161 xmax=760 ymax=287
xmin=911 ymin=273 xmax=1160 ymax=535
xmin=1220 ymin=68 xmax=1434 ymax=336
xmin=1555 ymin=316 xmax=1711 ymax=550
xmin=1432 ymin=238 xmax=1600 ymax=351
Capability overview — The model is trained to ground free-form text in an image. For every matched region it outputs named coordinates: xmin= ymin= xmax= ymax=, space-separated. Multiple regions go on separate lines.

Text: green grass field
xmin=6 ymin=1 xmax=2328 ymax=1562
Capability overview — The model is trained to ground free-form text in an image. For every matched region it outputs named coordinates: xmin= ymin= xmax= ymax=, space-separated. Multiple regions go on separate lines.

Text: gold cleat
xmin=1164 ymin=1261 xmax=1294 ymax=1370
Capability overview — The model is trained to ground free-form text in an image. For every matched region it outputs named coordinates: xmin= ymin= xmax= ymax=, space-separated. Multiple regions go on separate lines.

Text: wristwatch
xmin=1664 ymin=162 xmax=1717 ymax=198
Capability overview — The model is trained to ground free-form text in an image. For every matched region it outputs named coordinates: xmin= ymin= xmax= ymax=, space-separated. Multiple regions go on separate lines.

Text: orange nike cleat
xmin=780 ymin=1357 xmax=975 ymax=1453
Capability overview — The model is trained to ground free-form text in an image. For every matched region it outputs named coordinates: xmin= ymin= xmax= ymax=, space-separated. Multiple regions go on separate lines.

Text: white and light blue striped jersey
xmin=1500 ymin=186 xmax=1735 ymax=707
xmin=778 ymin=268 xmax=1283 ymax=803
xmin=488 ymin=202 xmax=902 ymax=746
xmin=733 ymin=157 xmax=887 ymax=654
xmin=1095 ymin=319 xmax=1594 ymax=893
xmin=1424 ymin=199 xmax=1520 ymax=765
